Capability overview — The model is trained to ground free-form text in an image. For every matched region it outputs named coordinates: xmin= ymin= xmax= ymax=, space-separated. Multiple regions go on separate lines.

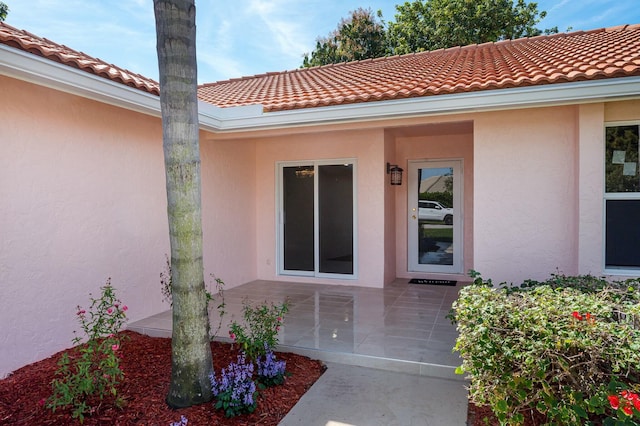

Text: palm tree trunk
xmin=153 ymin=0 xmax=213 ymax=408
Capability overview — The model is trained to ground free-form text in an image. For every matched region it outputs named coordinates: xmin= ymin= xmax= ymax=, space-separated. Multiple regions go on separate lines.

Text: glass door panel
xmin=282 ymin=165 xmax=315 ymax=272
xmin=408 ymin=160 xmax=462 ymax=274
xmin=318 ymin=164 xmax=354 ymax=274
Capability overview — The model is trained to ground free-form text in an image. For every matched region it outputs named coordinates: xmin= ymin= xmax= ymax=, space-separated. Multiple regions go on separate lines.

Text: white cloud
xmin=245 ymin=0 xmax=318 ymax=60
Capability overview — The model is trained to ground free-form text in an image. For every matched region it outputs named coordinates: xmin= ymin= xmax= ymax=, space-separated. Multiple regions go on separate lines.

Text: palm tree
xmin=153 ymin=0 xmax=214 ymax=408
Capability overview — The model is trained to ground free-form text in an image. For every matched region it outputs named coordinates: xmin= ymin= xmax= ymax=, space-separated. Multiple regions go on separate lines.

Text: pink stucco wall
xmin=200 ymin=136 xmax=257 ymax=287
xmin=605 ymin=100 xmax=640 ymax=122
xmin=577 ymin=103 xmax=605 ymax=275
xmin=384 ymin=130 xmax=398 ymax=284
xmin=0 ymin=77 xmax=260 ymax=377
xmin=0 ymin=77 xmax=170 ymax=377
xmin=473 ymin=106 xmax=579 ymax=283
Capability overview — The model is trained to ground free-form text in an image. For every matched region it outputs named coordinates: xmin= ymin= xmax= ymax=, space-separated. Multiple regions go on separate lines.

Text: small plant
xmin=169 ymin=415 xmax=188 ymax=426
xmin=160 ymin=254 xmax=173 ymax=305
xmin=160 ymin=256 xmax=227 ymax=338
xmin=257 ymin=347 xmax=287 ymax=387
xmin=47 ymin=279 xmax=128 ymax=422
xmin=210 ymin=353 xmax=257 ymax=418
xmin=228 ymin=299 xmax=288 ymax=361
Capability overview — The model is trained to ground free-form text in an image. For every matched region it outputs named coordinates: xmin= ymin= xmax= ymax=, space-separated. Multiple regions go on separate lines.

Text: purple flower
xmin=257 ymin=349 xmax=286 ymax=386
xmin=210 ymin=351 xmax=257 ymax=415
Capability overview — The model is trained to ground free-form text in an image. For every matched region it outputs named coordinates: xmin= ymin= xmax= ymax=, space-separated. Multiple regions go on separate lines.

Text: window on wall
xmin=604 ymin=123 xmax=640 ymax=270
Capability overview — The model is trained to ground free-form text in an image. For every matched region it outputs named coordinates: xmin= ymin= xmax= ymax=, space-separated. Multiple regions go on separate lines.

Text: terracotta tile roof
xmin=0 ymin=22 xmax=159 ymax=95
xmin=198 ymin=24 xmax=640 ymax=112
xmin=2 ymin=22 xmax=639 ymax=113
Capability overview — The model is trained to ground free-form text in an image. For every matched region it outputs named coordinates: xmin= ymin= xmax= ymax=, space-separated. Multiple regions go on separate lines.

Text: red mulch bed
xmin=467 ymin=402 xmax=548 ymax=426
xmin=0 ymin=331 xmax=325 ymax=425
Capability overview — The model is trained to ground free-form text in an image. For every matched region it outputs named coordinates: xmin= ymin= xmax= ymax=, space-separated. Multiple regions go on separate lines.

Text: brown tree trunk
xmin=153 ymin=0 xmax=213 ymax=408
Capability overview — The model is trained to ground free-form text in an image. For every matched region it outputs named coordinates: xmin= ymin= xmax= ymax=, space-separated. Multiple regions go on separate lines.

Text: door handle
xmin=412 ymin=215 xmax=416 ymax=220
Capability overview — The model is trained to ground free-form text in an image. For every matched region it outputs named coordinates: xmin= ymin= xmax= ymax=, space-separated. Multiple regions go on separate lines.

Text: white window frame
xmin=603 ymin=120 xmax=640 ymax=275
xmin=276 ymin=159 xmax=358 ymax=279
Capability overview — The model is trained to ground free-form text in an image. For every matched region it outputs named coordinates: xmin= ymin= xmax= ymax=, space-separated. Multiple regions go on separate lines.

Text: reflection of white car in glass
xmin=418 ymin=201 xmax=453 ymax=225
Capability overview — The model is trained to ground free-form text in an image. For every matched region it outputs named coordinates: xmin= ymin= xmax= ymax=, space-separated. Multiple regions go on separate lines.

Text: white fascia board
xmin=197 ymin=101 xmax=262 ymax=132
xmin=0 ymin=44 xmax=163 ymax=117
xmin=217 ymin=76 xmax=640 ymax=131
xmin=0 ymin=45 xmax=226 ymax=130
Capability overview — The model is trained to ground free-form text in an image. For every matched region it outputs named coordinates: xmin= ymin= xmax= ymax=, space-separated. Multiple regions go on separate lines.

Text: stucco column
xmin=577 ymin=103 xmax=605 ymax=275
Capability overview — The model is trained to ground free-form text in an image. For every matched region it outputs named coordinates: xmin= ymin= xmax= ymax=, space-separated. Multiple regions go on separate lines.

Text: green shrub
xmin=47 ymin=280 xmax=128 ymax=423
xmin=228 ymin=299 xmax=288 ymax=362
xmin=453 ymin=273 xmax=640 ymax=425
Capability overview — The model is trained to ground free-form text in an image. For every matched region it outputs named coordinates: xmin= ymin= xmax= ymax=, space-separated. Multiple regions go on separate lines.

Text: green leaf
xmin=496 ymin=399 xmax=508 ymax=413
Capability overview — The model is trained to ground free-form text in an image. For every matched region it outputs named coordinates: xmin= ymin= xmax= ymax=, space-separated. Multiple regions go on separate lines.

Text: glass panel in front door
xmin=408 ymin=160 xmax=462 ymax=274
xmin=418 ymin=167 xmax=454 ymax=266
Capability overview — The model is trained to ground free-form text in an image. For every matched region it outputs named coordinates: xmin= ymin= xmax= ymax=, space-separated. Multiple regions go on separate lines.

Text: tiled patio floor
xmin=127 ymin=279 xmax=465 ymax=379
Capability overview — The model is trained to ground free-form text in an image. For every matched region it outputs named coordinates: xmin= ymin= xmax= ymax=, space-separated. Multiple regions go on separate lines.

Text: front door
xmin=407 ymin=160 xmax=463 ymax=274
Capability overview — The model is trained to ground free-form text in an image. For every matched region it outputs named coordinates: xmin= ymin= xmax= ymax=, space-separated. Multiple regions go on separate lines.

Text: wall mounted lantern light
xmin=387 ymin=162 xmax=404 ymax=186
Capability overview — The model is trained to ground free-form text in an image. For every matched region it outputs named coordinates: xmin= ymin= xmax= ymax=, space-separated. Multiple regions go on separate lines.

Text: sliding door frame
xmin=276 ymin=159 xmax=358 ymax=279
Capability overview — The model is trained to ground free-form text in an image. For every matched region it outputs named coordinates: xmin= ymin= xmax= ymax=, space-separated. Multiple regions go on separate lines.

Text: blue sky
xmin=4 ymin=0 xmax=639 ymax=84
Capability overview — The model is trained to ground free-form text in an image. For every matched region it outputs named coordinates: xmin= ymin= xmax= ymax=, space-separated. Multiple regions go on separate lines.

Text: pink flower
xmin=111 ymin=344 xmax=119 ymax=351
xmin=609 ymin=395 xmax=620 ymax=410
xmin=229 ymin=332 xmax=236 ymax=340
xmin=572 ymin=311 xmax=582 ymax=320
xmin=107 ymin=307 xmax=114 ymax=314
xmin=108 ymin=333 xmax=115 ymax=338
xmin=122 ymin=305 xmax=128 ymax=312
xmin=76 ymin=309 xmax=86 ymax=316
xmin=38 ymin=398 xmax=45 ymax=407
xmin=103 ymin=374 xmax=110 ymax=379
xmin=276 ymin=326 xmax=281 ymax=332
xmin=277 ymin=316 xmax=283 ymax=322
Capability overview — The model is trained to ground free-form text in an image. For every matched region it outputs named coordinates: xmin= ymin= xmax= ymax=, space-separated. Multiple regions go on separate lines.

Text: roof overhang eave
xmin=0 ymin=44 xmax=168 ymax=119
xmin=0 ymin=44 xmax=235 ymax=130
xmin=216 ymin=76 xmax=640 ymax=132
xmin=3 ymin=44 xmax=640 ymax=134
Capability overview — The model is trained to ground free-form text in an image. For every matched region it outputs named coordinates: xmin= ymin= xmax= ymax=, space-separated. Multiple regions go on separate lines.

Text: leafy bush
xmin=453 ymin=273 xmax=640 ymax=425
xmin=209 ymin=353 xmax=257 ymax=418
xmin=228 ymin=299 xmax=288 ymax=361
xmin=47 ymin=280 xmax=128 ymax=422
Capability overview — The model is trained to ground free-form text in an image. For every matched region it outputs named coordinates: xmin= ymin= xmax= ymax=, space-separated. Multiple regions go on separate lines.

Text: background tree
xmin=303 ymin=0 xmax=555 ymax=66
xmin=387 ymin=0 xmax=550 ymax=54
xmin=153 ymin=0 xmax=214 ymax=408
xmin=303 ymin=7 xmax=386 ymax=67
xmin=0 ymin=2 xmax=9 ymax=21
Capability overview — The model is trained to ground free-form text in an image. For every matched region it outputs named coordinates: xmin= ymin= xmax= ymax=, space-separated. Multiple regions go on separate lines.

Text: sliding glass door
xmin=279 ymin=160 xmax=356 ymax=278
